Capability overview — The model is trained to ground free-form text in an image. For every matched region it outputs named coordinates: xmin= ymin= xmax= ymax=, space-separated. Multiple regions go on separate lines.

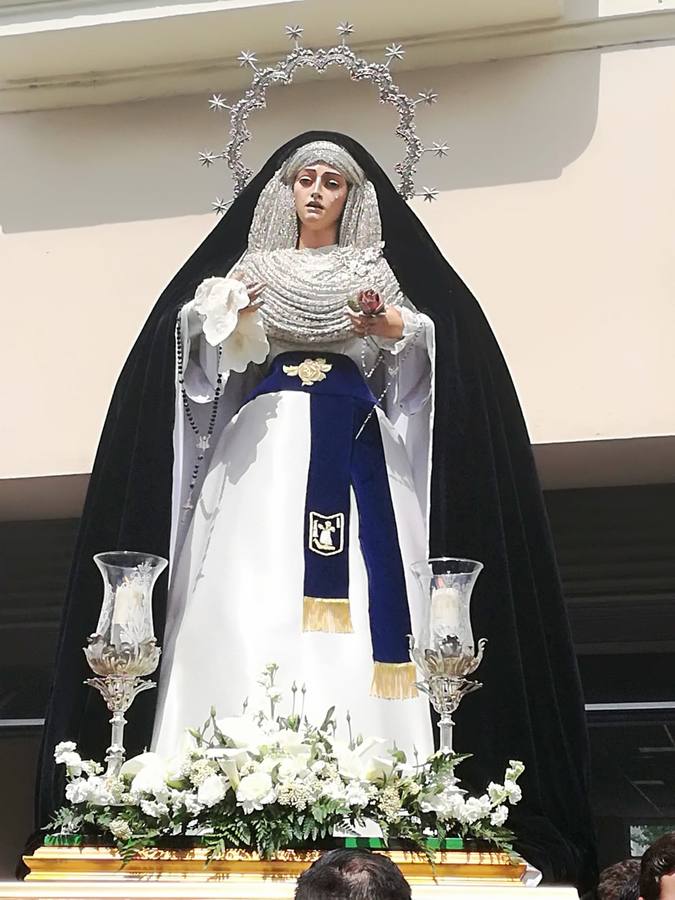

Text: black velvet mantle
xmin=36 ymin=131 xmax=596 ymax=887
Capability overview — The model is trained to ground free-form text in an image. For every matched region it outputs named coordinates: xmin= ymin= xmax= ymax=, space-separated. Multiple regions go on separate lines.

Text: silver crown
xmin=199 ymin=22 xmax=448 ymax=213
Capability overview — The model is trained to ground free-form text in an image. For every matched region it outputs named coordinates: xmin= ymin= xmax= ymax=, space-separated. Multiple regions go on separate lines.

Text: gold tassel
xmin=370 ymin=662 xmax=418 ymax=700
xmin=303 ymin=596 xmax=353 ymax=633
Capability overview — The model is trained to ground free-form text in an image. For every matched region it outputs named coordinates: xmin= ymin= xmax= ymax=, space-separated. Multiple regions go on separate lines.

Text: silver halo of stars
xmin=200 ymin=22 xmax=448 ymax=211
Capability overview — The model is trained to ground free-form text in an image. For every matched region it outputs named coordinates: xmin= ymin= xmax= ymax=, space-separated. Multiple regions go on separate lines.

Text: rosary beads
xmin=175 ymin=315 xmax=223 ymax=519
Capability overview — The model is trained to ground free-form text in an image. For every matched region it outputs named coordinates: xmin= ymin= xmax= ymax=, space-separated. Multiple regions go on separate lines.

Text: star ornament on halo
xmin=285 ymin=24 xmax=304 ymax=42
xmin=385 ymin=43 xmax=405 ymax=65
xmin=208 ymin=94 xmax=229 ymax=111
xmin=337 ymin=21 xmax=354 ymax=40
xmin=212 ymin=197 xmax=231 ymax=215
xmin=198 ymin=151 xmax=217 ymax=167
xmin=419 ymin=186 xmax=439 ymax=203
xmin=238 ymin=50 xmax=258 ymax=69
xmin=417 ymin=90 xmax=439 ymax=106
xmin=429 ymin=142 xmax=450 ymax=158
xmin=199 ymin=20 xmax=448 ymax=207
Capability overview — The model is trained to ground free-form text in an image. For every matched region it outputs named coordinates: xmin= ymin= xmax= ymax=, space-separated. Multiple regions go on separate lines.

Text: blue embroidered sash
xmin=244 ymin=352 xmax=417 ymax=699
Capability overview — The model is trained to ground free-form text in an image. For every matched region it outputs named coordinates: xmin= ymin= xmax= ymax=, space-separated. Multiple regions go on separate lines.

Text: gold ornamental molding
xmin=20 ymin=845 xmax=526 ymax=883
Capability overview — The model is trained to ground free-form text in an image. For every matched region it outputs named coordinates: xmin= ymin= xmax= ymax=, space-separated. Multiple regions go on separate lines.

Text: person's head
xmin=247 ymin=139 xmax=382 ymax=252
xmin=640 ymin=833 xmax=675 ymax=900
xmin=598 ymin=859 xmax=641 ymax=900
xmin=295 ymin=848 xmax=411 ymax=900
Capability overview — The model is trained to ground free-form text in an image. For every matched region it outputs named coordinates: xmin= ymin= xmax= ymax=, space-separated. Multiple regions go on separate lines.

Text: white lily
xmin=215 ymin=716 xmax=267 ymax=751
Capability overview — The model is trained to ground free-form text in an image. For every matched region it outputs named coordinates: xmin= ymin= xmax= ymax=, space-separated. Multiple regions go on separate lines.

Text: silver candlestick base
xmin=84 ymin=634 xmax=161 ymax=778
xmin=409 ymin=635 xmax=487 ymax=753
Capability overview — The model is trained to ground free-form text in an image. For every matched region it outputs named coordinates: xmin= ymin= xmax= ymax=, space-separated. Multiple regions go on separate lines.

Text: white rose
xmin=197 ymin=774 xmax=228 ymax=808
xmin=490 ymin=805 xmax=509 ymax=826
xmin=236 ymin=772 xmax=275 ymax=812
xmin=193 ymin=277 xmax=250 ymax=347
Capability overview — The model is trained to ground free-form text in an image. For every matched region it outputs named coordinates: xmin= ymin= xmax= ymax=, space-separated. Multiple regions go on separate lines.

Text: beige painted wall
xmin=1 ymin=40 xmax=674 ymax=482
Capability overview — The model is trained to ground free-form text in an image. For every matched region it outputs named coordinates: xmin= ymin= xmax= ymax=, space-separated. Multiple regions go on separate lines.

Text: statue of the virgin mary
xmin=37 ymin=131 xmax=596 ymax=886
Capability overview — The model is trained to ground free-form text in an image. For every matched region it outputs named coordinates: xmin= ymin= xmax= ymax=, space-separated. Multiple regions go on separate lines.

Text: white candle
xmin=431 ymin=586 xmax=462 ymax=632
xmin=111 ymin=579 xmax=145 ymax=645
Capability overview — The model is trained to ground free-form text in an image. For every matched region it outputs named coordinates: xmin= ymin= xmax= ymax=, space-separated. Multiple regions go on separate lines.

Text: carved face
xmin=292 ymin=163 xmax=349 ymax=235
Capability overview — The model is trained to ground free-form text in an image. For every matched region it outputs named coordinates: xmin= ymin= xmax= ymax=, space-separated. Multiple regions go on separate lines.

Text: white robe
xmin=151 ymin=283 xmax=436 ymax=761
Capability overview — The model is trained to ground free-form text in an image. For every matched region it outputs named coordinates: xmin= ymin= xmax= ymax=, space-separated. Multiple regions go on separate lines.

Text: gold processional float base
xmin=0 ymin=842 xmax=579 ymax=900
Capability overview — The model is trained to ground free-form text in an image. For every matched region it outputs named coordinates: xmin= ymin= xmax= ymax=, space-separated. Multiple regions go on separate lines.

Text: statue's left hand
xmin=348 ymin=306 xmax=404 ymax=341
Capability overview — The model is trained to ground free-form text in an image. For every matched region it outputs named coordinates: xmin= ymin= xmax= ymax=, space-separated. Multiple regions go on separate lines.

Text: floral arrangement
xmin=50 ymin=665 xmax=524 ymax=860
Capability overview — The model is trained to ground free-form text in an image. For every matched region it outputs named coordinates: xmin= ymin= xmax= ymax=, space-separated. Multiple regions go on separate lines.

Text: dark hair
xmin=640 ymin=832 xmax=675 ymax=900
xmin=295 ymin=849 xmax=411 ymax=900
xmin=598 ymin=859 xmax=641 ymax=900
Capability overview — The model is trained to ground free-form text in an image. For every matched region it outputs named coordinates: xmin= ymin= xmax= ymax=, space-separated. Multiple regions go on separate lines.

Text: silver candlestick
xmin=84 ymin=551 xmax=167 ymax=778
xmin=410 ymin=558 xmax=487 ymax=753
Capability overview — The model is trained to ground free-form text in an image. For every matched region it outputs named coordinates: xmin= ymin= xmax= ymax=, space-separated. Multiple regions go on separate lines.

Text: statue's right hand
xmin=231 ymin=272 xmax=265 ymax=315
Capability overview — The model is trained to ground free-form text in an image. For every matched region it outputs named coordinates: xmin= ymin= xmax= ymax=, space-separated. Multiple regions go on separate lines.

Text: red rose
xmin=357 ymin=289 xmax=385 ymax=316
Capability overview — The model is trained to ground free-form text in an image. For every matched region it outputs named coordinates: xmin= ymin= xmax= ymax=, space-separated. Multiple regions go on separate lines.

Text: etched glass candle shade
xmin=410 ymin=558 xmax=487 ymax=752
xmin=410 ymin=557 xmax=485 ymax=675
xmin=86 ymin=551 xmax=167 ymax=678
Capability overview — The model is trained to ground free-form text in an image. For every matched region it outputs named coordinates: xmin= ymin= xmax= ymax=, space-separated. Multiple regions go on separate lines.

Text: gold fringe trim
xmin=370 ymin=662 xmax=419 ymax=700
xmin=303 ymin=596 xmax=353 ymax=633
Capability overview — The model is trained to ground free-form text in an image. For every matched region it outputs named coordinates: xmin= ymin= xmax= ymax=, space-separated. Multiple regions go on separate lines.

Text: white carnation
xmin=487 ymin=781 xmax=508 ymax=805
xmin=236 ymin=772 xmax=275 ymax=813
xmin=65 ymin=775 xmax=115 ymax=806
xmin=54 ymin=741 xmax=77 ymax=762
xmin=420 ymin=789 xmax=465 ymax=821
xmin=60 ymin=752 xmax=83 ymax=777
xmin=344 ymin=782 xmax=371 ymax=808
xmin=169 ymin=789 xmax=202 ymax=816
xmin=490 ymin=805 xmax=509 ymax=826
xmin=503 ymin=780 xmax=522 ymax=804
xmin=65 ymin=779 xmax=90 ymax=805
xmin=197 ymin=774 xmax=228 ymax=808
xmin=109 ymin=817 xmax=133 ymax=841
xmin=140 ymin=799 xmax=170 ymax=818
xmin=461 ymin=795 xmax=492 ymax=824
